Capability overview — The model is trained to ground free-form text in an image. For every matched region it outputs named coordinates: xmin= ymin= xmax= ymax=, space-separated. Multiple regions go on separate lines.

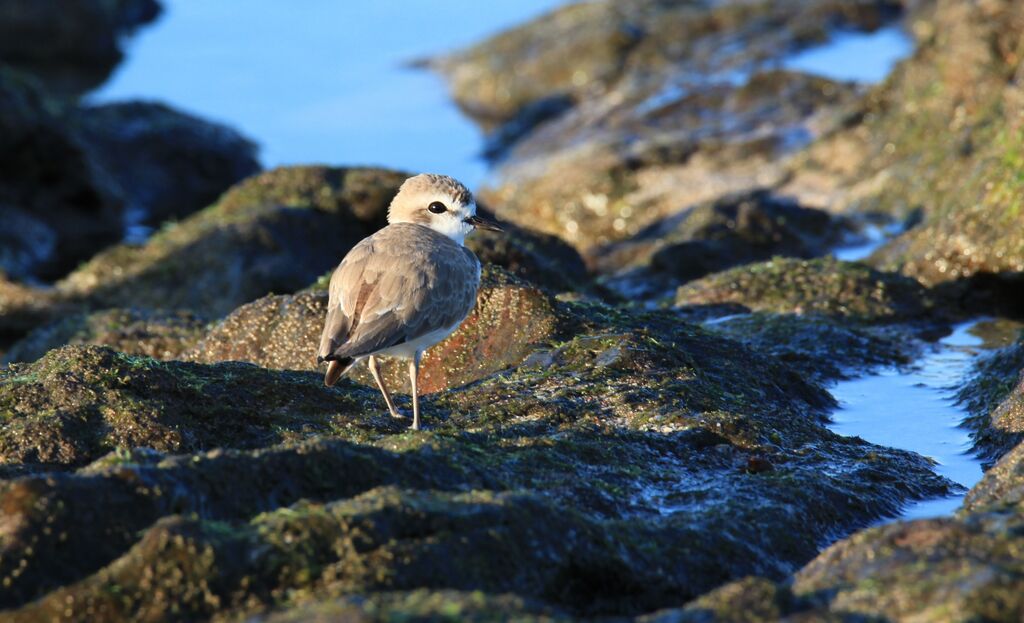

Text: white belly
xmin=370 ymin=319 xmax=463 ymax=360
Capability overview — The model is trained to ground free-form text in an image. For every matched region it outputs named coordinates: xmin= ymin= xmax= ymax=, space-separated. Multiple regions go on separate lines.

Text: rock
xmin=55 ymin=166 xmax=407 ymax=318
xmin=958 ymin=336 xmax=1024 ymax=464
xmin=0 ymin=298 xmax=952 ymax=618
xmin=0 ymin=345 xmax=384 ymax=467
xmin=0 ymin=0 xmax=161 ymax=95
xmin=0 ymin=69 xmax=123 ymax=280
xmin=465 ymin=212 xmax=590 ymax=293
xmin=71 ymin=101 xmax=262 ymax=229
xmin=185 ymin=265 xmax=563 ymax=395
xmin=0 ymin=273 xmax=66 ymax=335
xmin=780 ymin=0 xmax=1024 ymax=315
xmin=480 ymin=70 xmax=862 ymax=251
xmin=0 ymin=440 xmax=475 ymax=610
xmin=591 ymin=190 xmax=850 ymax=297
xmin=703 ymin=312 xmax=916 ymax=383
xmin=963 ymin=439 xmax=1024 ymax=513
xmin=253 ymin=590 xmax=565 ymax=622
xmin=0 ymin=205 xmax=55 ymax=280
xmin=787 ymin=506 xmax=1024 ymax=621
xmin=432 ymin=0 xmax=903 ymax=250
xmin=433 ymin=0 xmax=897 ymax=137
xmin=0 ymin=72 xmax=262 ymax=284
xmin=2 ymin=308 xmax=208 ymax=364
xmin=675 ymin=257 xmax=933 ymax=323
xmin=639 ymin=576 xmax=797 ymax=623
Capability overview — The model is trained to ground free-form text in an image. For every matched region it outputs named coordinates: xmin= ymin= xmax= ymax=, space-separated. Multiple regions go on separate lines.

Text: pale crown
xmin=386 ymin=174 xmax=477 ymax=245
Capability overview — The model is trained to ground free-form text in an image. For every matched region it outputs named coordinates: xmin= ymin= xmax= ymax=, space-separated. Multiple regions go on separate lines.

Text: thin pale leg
xmin=367 ymin=355 xmax=402 ymax=419
xmin=408 ymin=351 xmax=422 ymax=430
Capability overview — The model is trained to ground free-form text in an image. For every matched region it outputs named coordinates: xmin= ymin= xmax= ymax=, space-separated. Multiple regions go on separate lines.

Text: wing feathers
xmin=317 ymin=223 xmax=479 ymax=362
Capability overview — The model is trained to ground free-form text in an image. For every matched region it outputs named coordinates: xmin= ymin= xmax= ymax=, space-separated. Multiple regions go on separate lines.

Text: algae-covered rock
xmin=0 ymin=345 xmax=383 ymax=467
xmin=787 ymin=506 xmax=1024 ymax=621
xmin=639 ymin=576 xmax=797 ymax=623
xmin=593 ymin=190 xmax=850 ymax=298
xmin=959 ymin=336 xmax=1024 ymax=463
xmin=0 ymin=0 xmax=161 ymax=95
xmin=675 ymin=257 xmax=932 ymax=322
xmin=0 ymin=439 xmax=475 ymax=609
xmin=0 ymin=298 xmax=952 ymax=619
xmin=254 ymin=590 xmax=566 ymax=623
xmin=3 ymin=488 xmax=631 ymax=621
xmin=185 ymin=265 xmax=562 ymax=395
xmin=3 ymin=308 xmax=208 ymax=364
xmin=55 ymin=166 xmax=407 ymax=318
xmin=433 ymin=0 xmax=895 ymax=137
xmin=704 ymin=312 xmax=915 ymax=383
xmin=433 ymin=0 xmax=898 ymax=249
xmin=963 ymin=440 xmax=1024 ymax=513
xmin=0 ymin=273 xmax=66 ymax=335
xmin=72 ymin=101 xmax=262 ymax=228
xmin=480 ymin=69 xmax=861 ymax=251
xmin=465 ymin=216 xmax=590 ymax=293
xmin=779 ymin=0 xmax=1024 ymax=313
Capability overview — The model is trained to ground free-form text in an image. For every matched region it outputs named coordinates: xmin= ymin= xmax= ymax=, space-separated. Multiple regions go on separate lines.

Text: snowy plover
xmin=317 ymin=173 xmax=501 ymax=430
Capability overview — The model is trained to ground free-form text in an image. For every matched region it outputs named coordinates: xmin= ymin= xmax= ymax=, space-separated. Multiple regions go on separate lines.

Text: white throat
xmin=429 ymin=218 xmax=472 ymax=246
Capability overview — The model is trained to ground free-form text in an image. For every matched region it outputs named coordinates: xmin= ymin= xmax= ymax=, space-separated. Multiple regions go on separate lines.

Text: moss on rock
xmin=959 ymin=335 xmax=1024 ymax=463
xmin=185 ymin=265 xmax=563 ymax=395
xmin=703 ymin=312 xmax=916 ymax=383
xmin=788 ymin=505 xmax=1024 ymax=621
xmin=675 ymin=257 xmax=933 ymax=323
xmin=0 ymin=345 xmax=384 ymax=467
xmin=3 ymin=308 xmax=208 ymax=364
xmin=53 ymin=166 xmax=407 ymax=319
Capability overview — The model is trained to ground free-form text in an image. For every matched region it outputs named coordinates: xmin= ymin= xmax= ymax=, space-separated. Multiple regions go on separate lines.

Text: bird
xmin=316 ymin=173 xmax=501 ymax=430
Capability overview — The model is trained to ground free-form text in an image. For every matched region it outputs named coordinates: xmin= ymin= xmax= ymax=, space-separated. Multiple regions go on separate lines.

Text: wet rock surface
xmin=432 ymin=0 xmax=897 ymax=251
xmin=702 ymin=312 xmax=917 ymax=384
xmin=3 ymin=0 xmax=1024 ymax=619
xmin=593 ymin=190 xmax=851 ymax=298
xmin=0 ymin=297 xmax=951 ymax=619
xmin=781 ymin=0 xmax=1024 ymax=315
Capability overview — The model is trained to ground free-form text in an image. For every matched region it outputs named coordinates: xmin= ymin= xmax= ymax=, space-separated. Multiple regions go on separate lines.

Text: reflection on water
xmin=829 ymin=318 xmax=1023 ymax=520
xmin=832 ymin=221 xmax=904 ymax=262
xmin=90 ymin=1 xmax=562 ymax=188
xmin=783 ymin=25 xmax=913 ymax=83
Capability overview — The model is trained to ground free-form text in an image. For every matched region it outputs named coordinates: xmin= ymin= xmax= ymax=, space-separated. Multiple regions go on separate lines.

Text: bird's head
xmin=387 ymin=173 xmax=501 ymax=245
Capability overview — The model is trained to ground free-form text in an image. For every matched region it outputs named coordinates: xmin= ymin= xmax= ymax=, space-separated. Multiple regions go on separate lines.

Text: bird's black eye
xmin=427 ymin=201 xmax=447 ymax=214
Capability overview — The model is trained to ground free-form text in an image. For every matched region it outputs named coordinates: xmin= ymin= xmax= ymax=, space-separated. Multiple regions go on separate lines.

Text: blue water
xmin=830 ymin=319 xmax=1022 ymax=520
xmin=91 ymin=1 xmax=562 ymax=188
xmin=783 ymin=25 xmax=913 ymax=83
xmin=91 ymin=4 xmax=914 ymax=193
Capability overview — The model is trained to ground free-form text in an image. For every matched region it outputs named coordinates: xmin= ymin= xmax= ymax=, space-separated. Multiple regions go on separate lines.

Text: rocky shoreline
xmin=1 ymin=0 xmax=1024 ymax=620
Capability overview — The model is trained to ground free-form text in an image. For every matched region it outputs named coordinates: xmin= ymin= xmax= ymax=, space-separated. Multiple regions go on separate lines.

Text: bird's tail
xmin=322 ymin=357 xmax=355 ymax=387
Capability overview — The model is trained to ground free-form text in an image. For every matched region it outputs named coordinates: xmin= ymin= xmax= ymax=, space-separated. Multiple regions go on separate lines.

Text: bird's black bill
xmin=464 ymin=214 xmax=503 ymax=231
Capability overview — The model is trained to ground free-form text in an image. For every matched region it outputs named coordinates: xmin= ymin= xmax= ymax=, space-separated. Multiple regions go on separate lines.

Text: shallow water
xmin=92 ymin=4 xmax=916 ymax=195
xmin=829 ymin=319 xmax=1023 ymax=520
xmin=782 ymin=25 xmax=913 ymax=83
xmin=832 ymin=221 xmax=903 ymax=262
xmin=91 ymin=1 xmax=562 ymax=188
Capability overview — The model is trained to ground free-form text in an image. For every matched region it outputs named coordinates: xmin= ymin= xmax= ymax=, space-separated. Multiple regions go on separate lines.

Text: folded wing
xmin=317 ymin=224 xmax=479 ymax=362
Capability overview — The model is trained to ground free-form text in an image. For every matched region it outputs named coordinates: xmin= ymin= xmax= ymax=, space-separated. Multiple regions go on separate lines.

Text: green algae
xmin=675 ymin=256 xmax=934 ymax=323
